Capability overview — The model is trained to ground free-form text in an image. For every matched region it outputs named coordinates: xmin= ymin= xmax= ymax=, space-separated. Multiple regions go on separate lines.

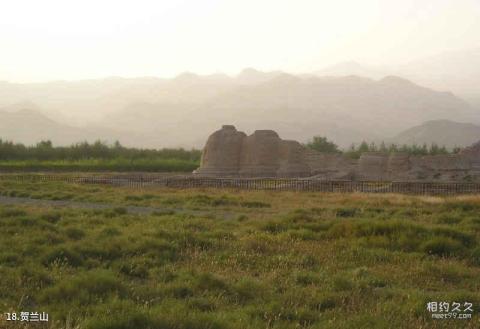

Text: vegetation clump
xmin=305 ymin=135 xmax=460 ymax=159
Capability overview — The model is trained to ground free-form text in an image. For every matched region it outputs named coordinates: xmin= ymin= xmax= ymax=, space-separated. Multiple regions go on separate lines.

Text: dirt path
xmin=0 ymin=195 xmax=236 ymax=219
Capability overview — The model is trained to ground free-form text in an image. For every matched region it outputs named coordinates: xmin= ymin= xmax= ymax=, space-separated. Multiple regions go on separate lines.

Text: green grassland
xmin=0 ymin=178 xmax=480 ymax=328
xmin=0 ymin=158 xmax=198 ymax=173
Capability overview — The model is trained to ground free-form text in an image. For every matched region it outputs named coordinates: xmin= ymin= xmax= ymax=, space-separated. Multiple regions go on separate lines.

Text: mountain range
xmin=318 ymin=48 xmax=480 ymax=103
xmin=388 ymin=120 xmax=480 ymax=149
xmin=0 ymin=60 xmax=479 ymax=149
xmin=0 ymin=109 xmax=143 ymax=146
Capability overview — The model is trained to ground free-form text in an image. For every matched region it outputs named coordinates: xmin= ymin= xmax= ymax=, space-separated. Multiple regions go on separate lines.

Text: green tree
xmin=421 ymin=143 xmax=428 ymax=155
xmin=379 ymin=141 xmax=387 ymax=153
xmin=453 ymin=146 xmax=462 ymax=154
xmin=429 ymin=143 xmax=440 ymax=155
xmin=358 ymin=141 xmax=369 ymax=153
xmin=36 ymin=140 xmax=53 ymax=148
xmin=306 ymin=136 xmax=340 ymax=153
xmin=388 ymin=143 xmax=399 ymax=153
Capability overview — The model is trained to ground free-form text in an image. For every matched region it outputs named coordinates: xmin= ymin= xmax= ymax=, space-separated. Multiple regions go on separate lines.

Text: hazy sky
xmin=1 ymin=0 xmax=479 ymax=82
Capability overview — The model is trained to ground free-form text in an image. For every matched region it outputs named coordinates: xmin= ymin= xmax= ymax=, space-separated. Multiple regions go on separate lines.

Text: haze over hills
xmin=0 ymin=78 xmax=172 ymax=125
xmin=99 ymin=72 xmax=477 ymax=148
xmin=0 ymin=109 xmax=89 ymax=145
xmin=316 ymin=61 xmax=388 ymax=80
xmin=0 ymin=109 xmax=150 ymax=147
xmin=318 ymin=48 xmax=480 ymax=105
xmin=398 ymin=48 xmax=480 ymax=98
xmin=0 ymin=69 xmax=478 ymax=149
xmin=389 ymin=120 xmax=480 ymax=149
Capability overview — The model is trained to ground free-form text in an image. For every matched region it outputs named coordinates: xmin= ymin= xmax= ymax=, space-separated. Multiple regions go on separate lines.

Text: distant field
xmin=0 ymin=158 xmax=198 ymax=172
xmin=0 ymin=177 xmax=479 ymax=328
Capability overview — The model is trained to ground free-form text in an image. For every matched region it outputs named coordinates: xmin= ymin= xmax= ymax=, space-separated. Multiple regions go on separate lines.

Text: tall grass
xmin=0 ymin=183 xmax=479 ymax=328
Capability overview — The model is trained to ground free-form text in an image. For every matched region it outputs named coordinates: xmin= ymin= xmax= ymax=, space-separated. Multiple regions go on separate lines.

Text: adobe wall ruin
xmin=194 ymin=125 xmax=480 ymax=181
xmin=194 ymin=125 xmax=310 ymax=177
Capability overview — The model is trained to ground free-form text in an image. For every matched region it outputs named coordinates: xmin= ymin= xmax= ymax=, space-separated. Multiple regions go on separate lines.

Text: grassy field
xmin=0 ymin=177 xmax=480 ymax=328
xmin=0 ymin=158 xmax=198 ymax=173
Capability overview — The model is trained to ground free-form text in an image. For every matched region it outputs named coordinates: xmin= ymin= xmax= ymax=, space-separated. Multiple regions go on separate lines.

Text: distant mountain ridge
xmin=100 ymin=73 xmax=475 ymax=148
xmin=0 ymin=109 xmax=147 ymax=147
xmin=0 ymin=70 xmax=477 ymax=148
xmin=316 ymin=48 xmax=480 ymax=100
xmin=1 ymin=109 xmax=479 ymax=150
xmin=316 ymin=61 xmax=388 ymax=80
xmin=389 ymin=120 xmax=480 ymax=148
xmin=0 ymin=109 xmax=85 ymax=145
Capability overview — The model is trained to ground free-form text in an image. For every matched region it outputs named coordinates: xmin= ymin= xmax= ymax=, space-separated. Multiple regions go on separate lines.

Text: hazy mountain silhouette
xmin=316 ymin=61 xmax=387 ymax=80
xmin=0 ymin=109 xmax=86 ymax=145
xmin=102 ymin=74 xmax=475 ymax=148
xmin=236 ymin=68 xmax=285 ymax=84
xmin=0 ymin=109 xmax=148 ymax=147
xmin=398 ymin=48 xmax=480 ymax=97
xmin=318 ymin=48 xmax=480 ymax=103
xmin=389 ymin=120 xmax=480 ymax=148
xmin=0 ymin=70 xmax=476 ymax=148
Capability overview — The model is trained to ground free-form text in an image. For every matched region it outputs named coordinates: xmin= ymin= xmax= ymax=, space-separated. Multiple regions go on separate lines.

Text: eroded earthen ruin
xmin=194 ymin=125 xmax=480 ymax=181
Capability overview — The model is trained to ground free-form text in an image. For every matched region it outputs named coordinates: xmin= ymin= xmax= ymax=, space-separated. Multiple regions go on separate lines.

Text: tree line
xmin=0 ymin=139 xmax=202 ymax=162
xmin=305 ymin=136 xmax=461 ymax=158
xmin=0 ymin=137 xmax=462 ymax=162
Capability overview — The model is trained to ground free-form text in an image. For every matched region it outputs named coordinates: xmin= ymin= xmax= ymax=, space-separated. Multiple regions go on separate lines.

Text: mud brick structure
xmin=194 ymin=125 xmax=480 ymax=181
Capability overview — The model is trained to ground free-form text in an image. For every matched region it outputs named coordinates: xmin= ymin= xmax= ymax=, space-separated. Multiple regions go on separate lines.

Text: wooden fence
xmin=1 ymin=174 xmax=480 ymax=195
